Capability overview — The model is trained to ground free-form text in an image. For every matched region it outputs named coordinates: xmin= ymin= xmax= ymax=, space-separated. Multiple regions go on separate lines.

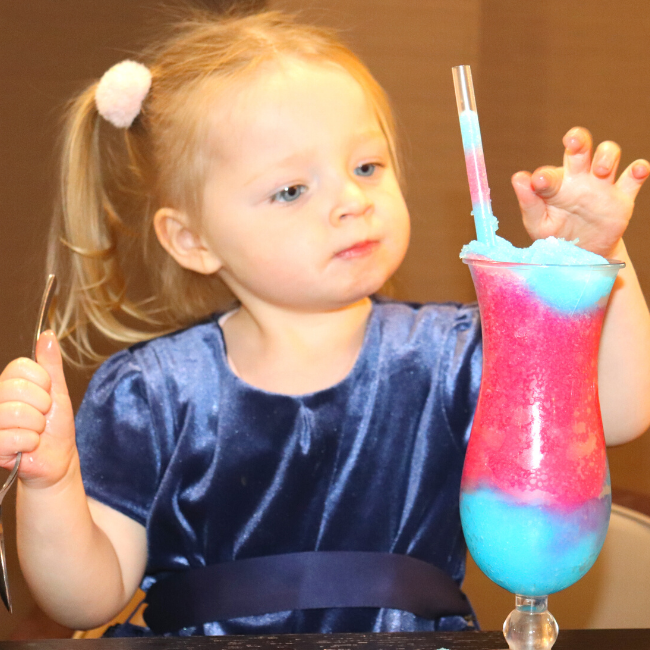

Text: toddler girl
xmin=2 ymin=8 xmax=650 ymax=637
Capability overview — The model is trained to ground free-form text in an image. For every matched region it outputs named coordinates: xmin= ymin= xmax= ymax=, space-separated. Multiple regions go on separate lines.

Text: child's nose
xmin=329 ymin=177 xmax=373 ymax=224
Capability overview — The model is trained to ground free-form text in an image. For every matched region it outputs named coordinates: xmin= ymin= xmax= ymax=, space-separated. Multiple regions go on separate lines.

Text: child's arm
xmin=511 ymin=127 xmax=650 ymax=446
xmin=1 ymin=331 xmax=147 ymax=628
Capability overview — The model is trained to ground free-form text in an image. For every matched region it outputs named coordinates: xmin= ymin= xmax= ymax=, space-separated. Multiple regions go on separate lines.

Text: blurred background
xmin=1 ymin=0 xmax=650 ymax=638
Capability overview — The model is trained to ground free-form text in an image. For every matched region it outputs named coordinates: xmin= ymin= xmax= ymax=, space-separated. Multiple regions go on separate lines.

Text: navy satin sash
xmin=143 ymin=551 xmax=472 ymax=633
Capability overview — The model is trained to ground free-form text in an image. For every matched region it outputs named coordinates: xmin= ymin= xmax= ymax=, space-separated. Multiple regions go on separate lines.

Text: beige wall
xmin=1 ymin=0 xmax=649 ymax=637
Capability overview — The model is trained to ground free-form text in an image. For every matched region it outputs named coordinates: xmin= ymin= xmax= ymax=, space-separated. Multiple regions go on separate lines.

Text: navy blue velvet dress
xmin=75 ymin=299 xmax=482 ymax=636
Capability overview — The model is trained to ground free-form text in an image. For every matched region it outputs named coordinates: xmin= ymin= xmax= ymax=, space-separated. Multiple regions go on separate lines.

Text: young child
xmin=2 ymin=8 xmax=650 ymax=637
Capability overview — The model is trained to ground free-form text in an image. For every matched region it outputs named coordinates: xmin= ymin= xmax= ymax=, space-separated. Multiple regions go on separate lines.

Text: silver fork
xmin=0 ymin=274 xmax=57 ymax=612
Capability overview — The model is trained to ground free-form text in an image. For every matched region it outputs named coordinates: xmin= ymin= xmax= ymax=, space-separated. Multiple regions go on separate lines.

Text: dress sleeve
xmin=439 ymin=303 xmax=483 ymax=448
xmin=75 ymin=348 xmax=165 ymax=526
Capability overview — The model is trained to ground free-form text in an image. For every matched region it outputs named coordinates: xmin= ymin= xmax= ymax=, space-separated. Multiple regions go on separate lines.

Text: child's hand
xmin=0 ymin=331 xmax=77 ymax=489
xmin=511 ymin=127 xmax=650 ymax=257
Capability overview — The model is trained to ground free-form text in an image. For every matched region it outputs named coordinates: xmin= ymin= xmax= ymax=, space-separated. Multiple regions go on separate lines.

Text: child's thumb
xmin=35 ymin=330 xmax=70 ymax=400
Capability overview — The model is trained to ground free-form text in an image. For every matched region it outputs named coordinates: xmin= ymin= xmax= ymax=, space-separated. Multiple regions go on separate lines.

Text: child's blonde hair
xmin=49 ymin=8 xmax=401 ymax=366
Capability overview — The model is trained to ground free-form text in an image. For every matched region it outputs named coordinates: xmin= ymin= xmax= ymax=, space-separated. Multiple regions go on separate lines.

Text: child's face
xmin=198 ymin=59 xmax=410 ymax=311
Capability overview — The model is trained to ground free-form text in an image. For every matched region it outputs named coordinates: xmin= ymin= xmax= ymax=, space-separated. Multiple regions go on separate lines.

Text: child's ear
xmin=153 ymin=207 xmax=222 ymax=275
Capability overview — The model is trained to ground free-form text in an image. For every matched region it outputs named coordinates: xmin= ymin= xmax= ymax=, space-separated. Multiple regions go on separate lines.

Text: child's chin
xmin=334 ymin=282 xmax=386 ymax=307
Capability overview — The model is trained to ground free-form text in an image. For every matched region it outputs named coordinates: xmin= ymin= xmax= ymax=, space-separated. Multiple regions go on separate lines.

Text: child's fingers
xmin=511 ymin=171 xmax=536 ymax=206
xmin=0 ymin=357 xmax=52 ymax=393
xmin=0 ymin=400 xmax=47 ymax=434
xmin=615 ymin=159 xmax=650 ymax=200
xmin=529 ymin=166 xmax=564 ymax=199
xmin=562 ymin=127 xmax=592 ymax=177
xmin=0 ymin=429 xmax=40 ymax=461
xmin=35 ymin=331 xmax=70 ymax=401
xmin=591 ymin=140 xmax=621 ymax=181
xmin=34 ymin=331 xmax=76 ymax=448
xmin=0 ymin=378 xmax=52 ymax=415
xmin=511 ymin=171 xmax=547 ymax=230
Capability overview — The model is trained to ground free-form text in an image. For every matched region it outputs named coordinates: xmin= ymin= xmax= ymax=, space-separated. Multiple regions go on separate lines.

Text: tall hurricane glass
xmin=460 ymin=258 xmax=623 ymax=650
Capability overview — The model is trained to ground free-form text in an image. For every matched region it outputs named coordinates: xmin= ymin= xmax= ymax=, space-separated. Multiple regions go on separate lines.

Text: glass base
xmin=503 ymin=595 xmax=558 ymax=650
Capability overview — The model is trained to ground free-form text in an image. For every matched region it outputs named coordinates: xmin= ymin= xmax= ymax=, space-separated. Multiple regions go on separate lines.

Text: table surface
xmin=1 ymin=630 xmax=649 ymax=650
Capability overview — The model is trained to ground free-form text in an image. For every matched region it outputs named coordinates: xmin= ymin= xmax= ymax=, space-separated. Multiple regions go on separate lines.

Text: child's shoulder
xmin=131 ymin=313 xmax=222 ymax=358
xmin=372 ymin=296 xmax=479 ymax=333
xmin=89 ymin=314 xmax=224 ymax=389
xmin=368 ymin=297 xmax=481 ymax=367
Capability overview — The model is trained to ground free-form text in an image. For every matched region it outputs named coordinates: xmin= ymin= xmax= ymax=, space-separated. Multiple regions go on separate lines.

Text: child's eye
xmin=355 ymin=163 xmax=379 ymax=177
xmin=271 ymin=185 xmax=307 ymax=203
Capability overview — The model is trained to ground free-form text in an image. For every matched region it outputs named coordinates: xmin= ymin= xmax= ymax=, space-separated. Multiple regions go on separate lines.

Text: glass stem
xmin=503 ymin=595 xmax=558 ymax=650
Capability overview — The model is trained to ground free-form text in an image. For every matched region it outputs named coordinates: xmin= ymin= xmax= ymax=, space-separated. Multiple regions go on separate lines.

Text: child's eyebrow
xmin=243 ymin=131 xmax=388 ymax=188
xmin=243 ymin=151 xmax=309 ymax=188
xmin=353 ymin=130 xmax=387 ymax=145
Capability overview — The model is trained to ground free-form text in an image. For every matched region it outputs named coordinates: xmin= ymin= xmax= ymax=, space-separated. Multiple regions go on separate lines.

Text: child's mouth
xmin=335 ymin=239 xmax=379 ymax=259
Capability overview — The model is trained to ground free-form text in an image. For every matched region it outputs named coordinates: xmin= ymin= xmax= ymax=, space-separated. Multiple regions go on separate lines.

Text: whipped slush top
xmin=460 ymin=234 xmax=608 ymax=265
xmin=460 ymin=235 xmax=619 ymax=313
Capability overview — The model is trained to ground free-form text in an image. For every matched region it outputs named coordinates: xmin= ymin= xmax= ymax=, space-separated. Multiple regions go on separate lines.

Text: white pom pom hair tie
xmin=95 ymin=60 xmax=152 ymax=128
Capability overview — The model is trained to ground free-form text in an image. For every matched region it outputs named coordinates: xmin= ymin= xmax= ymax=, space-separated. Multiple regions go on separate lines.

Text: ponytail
xmin=48 ymin=85 xmax=169 ymax=365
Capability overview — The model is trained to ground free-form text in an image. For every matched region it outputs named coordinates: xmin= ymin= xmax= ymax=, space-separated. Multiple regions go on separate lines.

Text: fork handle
xmin=0 ymin=454 xmax=20 ymax=502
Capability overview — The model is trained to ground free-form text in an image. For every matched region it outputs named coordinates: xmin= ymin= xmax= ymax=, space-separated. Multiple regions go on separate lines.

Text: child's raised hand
xmin=0 ymin=331 xmax=77 ymax=489
xmin=511 ymin=127 xmax=650 ymax=257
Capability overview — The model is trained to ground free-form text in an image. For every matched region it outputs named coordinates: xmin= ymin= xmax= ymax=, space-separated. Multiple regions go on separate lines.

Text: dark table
xmin=1 ymin=630 xmax=649 ymax=649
